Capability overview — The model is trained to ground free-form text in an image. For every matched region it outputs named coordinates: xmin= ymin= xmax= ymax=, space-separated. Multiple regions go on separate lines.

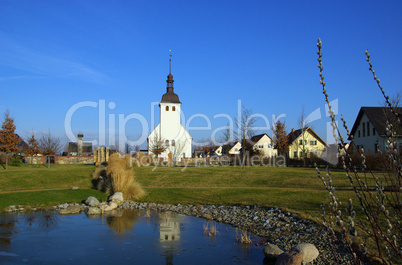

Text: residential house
xmin=288 ymin=127 xmax=327 ymax=159
xmin=349 ymin=106 xmax=402 ymax=154
xmin=249 ymin=133 xmax=277 ymax=157
xmin=228 ymin=142 xmax=241 ymax=155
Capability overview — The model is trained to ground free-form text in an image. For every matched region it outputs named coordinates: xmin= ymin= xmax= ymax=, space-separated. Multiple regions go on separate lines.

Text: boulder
xmin=108 ymin=201 xmax=118 ymax=210
xmin=59 ymin=205 xmax=82 ymax=215
xmin=72 ymin=186 xmax=79 ymax=190
xmin=263 ymin=243 xmax=286 ymax=260
xmin=85 ymin=207 xmax=102 ymax=215
xmin=275 ymin=251 xmax=303 ymax=265
xmin=291 ymin=243 xmax=319 ymax=263
xmin=85 ymin=196 xmax=100 ymax=207
xmin=109 ymin=192 xmax=124 ymax=206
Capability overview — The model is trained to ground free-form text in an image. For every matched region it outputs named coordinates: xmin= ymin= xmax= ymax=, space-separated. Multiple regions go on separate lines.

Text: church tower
xmin=159 ymin=55 xmax=181 ymax=141
xmin=148 ymin=54 xmax=192 ymax=162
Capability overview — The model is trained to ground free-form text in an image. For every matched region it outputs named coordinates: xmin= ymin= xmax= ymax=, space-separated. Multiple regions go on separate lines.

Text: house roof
xmin=67 ymin=142 xmax=93 ymax=153
xmin=288 ymin=127 xmax=327 ymax=146
xmin=349 ymin=106 xmax=402 ymax=140
xmin=250 ymin=133 xmax=272 ymax=145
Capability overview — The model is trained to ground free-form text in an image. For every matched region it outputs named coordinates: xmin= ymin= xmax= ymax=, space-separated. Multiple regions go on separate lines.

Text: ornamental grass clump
xmin=94 ymin=153 xmax=146 ymax=200
xmin=316 ymin=38 xmax=401 ymax=265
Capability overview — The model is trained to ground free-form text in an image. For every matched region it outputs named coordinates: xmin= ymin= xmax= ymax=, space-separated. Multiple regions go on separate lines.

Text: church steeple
xmin=166 ymin=52 xmax=174 ymax=93
xmin=161 ymin=51 xmax=181 ymax=104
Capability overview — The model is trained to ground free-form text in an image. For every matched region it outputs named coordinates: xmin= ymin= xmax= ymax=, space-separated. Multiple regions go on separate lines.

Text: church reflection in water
xmin=157 ymin=211 xmax=183 ymax=265
xmin=102 ymin=209 xmax=187 ymax=264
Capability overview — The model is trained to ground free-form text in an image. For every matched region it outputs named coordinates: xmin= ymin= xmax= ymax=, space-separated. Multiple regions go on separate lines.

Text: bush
xmin=10 ymin=154 xmax=22 ymax=166
xmin=94 ymin=153 xmax=146 ymax=200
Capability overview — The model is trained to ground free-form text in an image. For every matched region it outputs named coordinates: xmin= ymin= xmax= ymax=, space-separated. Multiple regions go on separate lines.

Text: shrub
xmin=10 ymin=154 xmax=22 ymax=166
xmin=96 ymin=153 xmax=146 ymax=200
xmin=316 ymin=39 xmax=401 ymax=264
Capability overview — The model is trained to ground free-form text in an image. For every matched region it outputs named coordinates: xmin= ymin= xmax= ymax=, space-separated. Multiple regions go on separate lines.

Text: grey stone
xmin=72 ymin=186 xmax=79 ymax=190
xmin=59 ymin=205 xmax=81 ymax=215
xmin=108 ymin=201 xmax=118 ymax=210
xmin=292 ymin=243 xmax=319 ymax=263
xmin=109 ymin=192 xmax=124 ymax=206
xmin=85 ymin=196 xmax=100 ymax=207
xmin=85 ymin=207 xmax=102 ymax=215
xmin=263 ymin=243 xmax=286 ymax=260
xmin=275 ymin=251 xmax=303 ymax=265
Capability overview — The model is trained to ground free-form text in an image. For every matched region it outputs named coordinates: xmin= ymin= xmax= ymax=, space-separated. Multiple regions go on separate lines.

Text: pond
xmin=0 ymin=210 xmax=265 ymax=264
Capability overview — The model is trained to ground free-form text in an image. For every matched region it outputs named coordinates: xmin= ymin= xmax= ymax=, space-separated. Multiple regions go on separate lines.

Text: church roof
xmin=160 ymin=55 xmax=181 ymax=104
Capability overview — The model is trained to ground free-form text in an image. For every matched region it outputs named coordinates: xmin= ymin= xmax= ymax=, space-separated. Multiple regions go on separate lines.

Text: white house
xmin=148 ymin=58 xmax=192 ymax=162
xmin=349 ymin=106 xmax=402 ymax=154
xmin=249 ymin=133 xmax=277 ymax=157
xmin=228 ymin=142 xmax=241 ymax=155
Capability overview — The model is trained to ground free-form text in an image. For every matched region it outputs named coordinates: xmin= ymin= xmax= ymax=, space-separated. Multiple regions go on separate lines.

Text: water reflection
xmin=105 ymin=209 xmax=141 ymax=234
xmin=24 ymin=212 xmax=60 ymax=229
xmin=157 ymin=212 xmax=183 ymax=265
xmin=0 ymin=210 xmax=264 ymax=264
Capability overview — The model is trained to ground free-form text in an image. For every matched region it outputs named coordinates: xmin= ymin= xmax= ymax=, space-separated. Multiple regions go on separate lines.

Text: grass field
xmin=0 ymin=164 xmax=386 ymax=221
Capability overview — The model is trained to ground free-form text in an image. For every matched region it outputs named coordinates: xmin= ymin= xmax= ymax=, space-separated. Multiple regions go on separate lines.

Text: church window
xmin=165 ymin=140 xmax=169 ymax=146
xmin=166 ymin=106 xmax=169 ymax=111
xmin=172 ymin=106 xmax=176 ymax=111
xmin=172 ymin=140 xmax=175 ymax=146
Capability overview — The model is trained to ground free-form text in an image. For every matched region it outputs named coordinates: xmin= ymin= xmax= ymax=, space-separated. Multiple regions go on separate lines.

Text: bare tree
xmin=148 ymin=132 xmax=167 ymax=165
xmin=168 ymin=140 xmax=186 ymax=166
xmin=39 ymin=130 xmax=62 ymax=168
xmin=220 ymin=122 xmax=234 ymax=145
xmin=234 ymin=105 xmax=257 ymax=169
xmin=297 ymin=106 xmax=309 ymax=166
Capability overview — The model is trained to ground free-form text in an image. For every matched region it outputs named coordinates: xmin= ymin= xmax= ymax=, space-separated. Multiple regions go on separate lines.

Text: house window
xmin=294 ymin=151 xmax=297 ymax=158
xmin=172 ymin=140 xmax=175 ymax=146
xmin=268 ymin=144 xmax=272 ymax=148
xmin=374 ymin=143 xmax=378 ymax=153
xmin=182 ymin=153 xmax=185 ymax=158
xmin=299 ymin=140 xmax=303 ymax=145
xmin=165 ymin=140 xmax=169 ymax=146
xmin=235 ymin=148 xmax=238 ymax=151
xmin=358 ymin=130 xmax=360 ymax=137
xmin=310 ymin=140 xmax=317 ymax=145
xmin=362 ymin=122 xmax=366 ymax=137
xmin=367 ymin=123 xmax=370 ymax=136
xmin=172 ymin=106 xmax=176 ymax=111
xmin=299 ymin=151 xmax=303 ymax=158
xmin=258 ymin=144 xmax=263 ymax=148
xmin=373 ymin=128 xmax=376 ymax=136
xmin=166 ymin=106 xmax=169 ymax=111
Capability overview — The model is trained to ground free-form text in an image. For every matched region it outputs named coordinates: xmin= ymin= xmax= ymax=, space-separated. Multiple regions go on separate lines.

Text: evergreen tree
xmin=0 ymin=110 xmax=20 ymax=169
xmin=25 ymin=134 xmax=40 ymax=163
xmin=273 ymin=120 xmax=289 ymax=155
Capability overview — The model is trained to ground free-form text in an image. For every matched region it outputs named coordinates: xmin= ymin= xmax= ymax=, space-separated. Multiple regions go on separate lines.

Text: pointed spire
xmin=166 ymin=50 xmax=174 ymax=91
xmin=169 ymin=49 xmax=172 ymax=75
xmin=161 ymin=50 xmax=181 ymax=104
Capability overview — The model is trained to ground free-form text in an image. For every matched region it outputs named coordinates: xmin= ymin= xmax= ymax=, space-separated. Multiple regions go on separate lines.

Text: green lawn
xmin=0 ymin=164 xmax=386 ymax=221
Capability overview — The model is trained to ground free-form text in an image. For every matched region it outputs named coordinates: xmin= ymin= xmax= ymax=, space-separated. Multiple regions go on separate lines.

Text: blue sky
xmin=1 ymin=0 xmax=401 ymax=149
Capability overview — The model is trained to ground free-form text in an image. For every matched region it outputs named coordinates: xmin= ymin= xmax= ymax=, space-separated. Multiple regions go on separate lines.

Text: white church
xmin=147 ymin=57 xmax=192 ymax=162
